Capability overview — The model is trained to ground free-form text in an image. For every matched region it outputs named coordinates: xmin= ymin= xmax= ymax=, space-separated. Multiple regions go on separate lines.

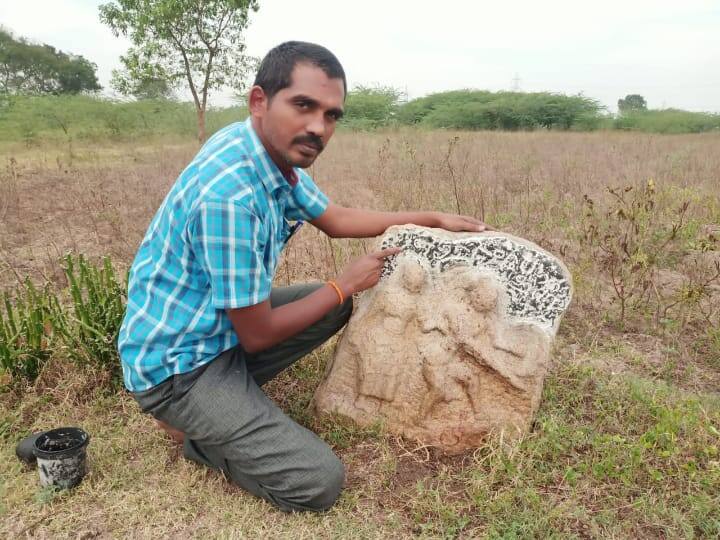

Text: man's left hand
xmin=434 ymin=212 xmax=493 ymax=233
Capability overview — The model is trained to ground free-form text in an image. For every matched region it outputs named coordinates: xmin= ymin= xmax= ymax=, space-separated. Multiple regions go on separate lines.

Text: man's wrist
xmin=327 ymin=280 xmax=345 ymax=304
xmin=334 ymin=278 xmax=354 ymax=298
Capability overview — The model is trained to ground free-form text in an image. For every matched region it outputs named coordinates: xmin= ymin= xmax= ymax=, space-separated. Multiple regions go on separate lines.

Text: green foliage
xmin=342 ymin=85 xmax=403 ymax=130
xmin=0 ymin=281 xmax=53 ymax=383
xmin=396 ymin=90 xmax=603 ymax=131
xmin=703 ymin=325 xmax=720 ymax=368
xmin=0 ymin=254 xmax=127 ymax=387
xmin=467 ymin=364 xmax=720 ymax=537
xmin=115 ymin=74 xmax=174 ymax=100
xmin=615 ymin=109 xmax=720 ymax=134
xmin=99 ymin=0 xmax=259 ymax=141
xmin=0 ymin=28 xmax=101 ymax=95
xmin=618 ymin=94 xmax=647 ymax=113
xmin=0 ymin=94 xmax=247 ymax=143
xmin=0 ymin=93 xmax=717 ymax=148
xmin=49 ymin=254 xmax=126 ymax=382
xmin=34 ymin=485 xmax=63 ymax=506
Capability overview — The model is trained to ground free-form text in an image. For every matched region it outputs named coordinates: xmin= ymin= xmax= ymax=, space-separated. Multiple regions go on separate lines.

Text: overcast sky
xmin=2 ymin=0 xmax=719 ymax=112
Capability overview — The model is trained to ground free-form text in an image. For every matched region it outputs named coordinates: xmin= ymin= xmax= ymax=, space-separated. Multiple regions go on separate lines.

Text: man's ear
xmin=248 ymin=86 xmax=268 ymax=117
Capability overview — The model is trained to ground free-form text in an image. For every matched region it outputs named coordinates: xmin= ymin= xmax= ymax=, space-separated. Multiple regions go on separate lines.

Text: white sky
xmin=2 ymin=0 xmax=719 ymax=112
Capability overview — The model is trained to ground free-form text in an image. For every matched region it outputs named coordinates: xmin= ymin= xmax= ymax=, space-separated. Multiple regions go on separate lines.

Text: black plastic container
xmin=33 ymin=427 xmax=90 ymax=489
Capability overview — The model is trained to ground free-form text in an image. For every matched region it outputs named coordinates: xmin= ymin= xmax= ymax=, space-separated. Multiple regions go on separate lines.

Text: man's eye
xmin=296 ymin=101 xmax=310 ymax=109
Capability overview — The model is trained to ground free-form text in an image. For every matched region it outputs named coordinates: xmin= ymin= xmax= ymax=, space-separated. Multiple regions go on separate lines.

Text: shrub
xmin=0 ymin=254 xmax=127 ymax=388
xmin=396 ymin=90 xmax=603 ymax=131
xmin=0 ymin=280 xmax=54 ymax=383
xmin=0 ymin=94 xmax=248 ymax=144
xmin=614 ymin=109 xmax=720 ymax=134
xmin=341 ymin=85 xmax=403 ymax=130
xmin=49 ymin=254 xmax=126 ymax=383
xmin=580 ymin=180 xmax=720 ymax=330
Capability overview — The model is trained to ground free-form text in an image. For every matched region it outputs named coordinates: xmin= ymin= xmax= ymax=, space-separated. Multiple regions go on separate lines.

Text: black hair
xmin=253 ymin=41 xmax=346 ymax=100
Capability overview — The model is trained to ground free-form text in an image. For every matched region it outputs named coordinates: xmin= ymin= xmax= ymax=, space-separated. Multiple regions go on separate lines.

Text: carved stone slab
xmin=379 ymin=228 xmax=572 ymax=333
xmin=313 ymin=226 xmax=573 ymax=453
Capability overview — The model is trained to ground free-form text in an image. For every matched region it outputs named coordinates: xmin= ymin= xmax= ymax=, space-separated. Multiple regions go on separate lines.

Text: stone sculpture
xmin=313 ymin=225 xmax=573 ymax=454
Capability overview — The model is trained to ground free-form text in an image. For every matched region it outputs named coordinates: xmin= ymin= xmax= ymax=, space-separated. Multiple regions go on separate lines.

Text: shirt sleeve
xmin=284 ymin=169 xmax=329 ymax=221
xmin=189 ymin=199 xmax=271 ymax=309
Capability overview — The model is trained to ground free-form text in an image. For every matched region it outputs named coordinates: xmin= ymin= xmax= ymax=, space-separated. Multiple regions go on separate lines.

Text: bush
xmin=0 ymin=94 xmax=248 ymax=144
xmin=614 ymin=109 xmax=720 ymax=134
xmin=397 ymin=90 xmax=603 ymax=131
xmin=341 ymin=86 xmax=403 ymax=130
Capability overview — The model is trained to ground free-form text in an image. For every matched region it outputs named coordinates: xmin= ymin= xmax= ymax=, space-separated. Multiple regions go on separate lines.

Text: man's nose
xmin=306 ymin=111 xmax=326 ymax=139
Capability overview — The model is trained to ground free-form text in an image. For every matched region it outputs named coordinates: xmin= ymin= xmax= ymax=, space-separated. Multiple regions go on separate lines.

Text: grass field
xmin=1 ymin=128 xmax=719 ymax=538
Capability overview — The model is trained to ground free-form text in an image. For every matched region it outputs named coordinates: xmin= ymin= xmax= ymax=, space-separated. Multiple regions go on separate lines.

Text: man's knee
xmin=276 ymin=454 xmax=345 ymax=512
xmin=306 ymin=454 xmax=345 ymax=511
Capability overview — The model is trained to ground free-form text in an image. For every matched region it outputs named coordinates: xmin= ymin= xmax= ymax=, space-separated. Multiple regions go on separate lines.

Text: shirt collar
xmin=243 ymin=117 xmax=298 ymax=195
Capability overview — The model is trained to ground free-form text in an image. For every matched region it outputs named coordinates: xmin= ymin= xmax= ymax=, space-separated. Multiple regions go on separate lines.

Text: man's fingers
xmin=462 ymin=215 xmax=483 ymax=225
xmin=463 ymin=216 xmax=494 ymax=232
xmin=373 ymin=246 xmax=403 ymax=259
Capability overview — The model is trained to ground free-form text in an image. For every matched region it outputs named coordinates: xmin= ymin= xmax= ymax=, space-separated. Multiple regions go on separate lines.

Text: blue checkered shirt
xmin=118 ymin=118 xmax=329 ymax=391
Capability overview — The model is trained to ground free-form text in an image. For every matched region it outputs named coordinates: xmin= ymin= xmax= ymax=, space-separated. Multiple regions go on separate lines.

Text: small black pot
xmin=33 ymin=427 xmax=90 ymax=489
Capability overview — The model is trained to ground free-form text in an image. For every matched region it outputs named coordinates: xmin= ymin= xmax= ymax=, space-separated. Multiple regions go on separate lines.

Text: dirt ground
xmin=1 ymin=129 xmax=719 ymax=538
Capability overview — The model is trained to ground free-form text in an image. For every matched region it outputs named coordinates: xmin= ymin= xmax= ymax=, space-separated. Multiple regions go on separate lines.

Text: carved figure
xmin=313 ymin=226 xmax=572 ymax=453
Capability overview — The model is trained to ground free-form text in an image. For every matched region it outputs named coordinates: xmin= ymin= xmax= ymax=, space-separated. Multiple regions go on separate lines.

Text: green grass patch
xmin=463 ymin=364 xmax=720 ymax=537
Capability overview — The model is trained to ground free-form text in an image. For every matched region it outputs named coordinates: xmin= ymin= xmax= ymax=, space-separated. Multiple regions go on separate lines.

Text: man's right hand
xmin=335 ymin=247 xmax=402 ymax=296
xmin=227 ymin=246 xmax=401 ymax=354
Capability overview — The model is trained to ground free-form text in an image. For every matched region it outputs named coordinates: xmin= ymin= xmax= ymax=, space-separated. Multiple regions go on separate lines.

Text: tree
xmin=0 ymin=28 xmax=101 ymax=95
xmin=99 ymin=0 xmax=259 ymax=142
xmin=343 ymin=85 xmax=403 ymax=129
xmin=111 ymin=70 xmax=174 ymax=100
xmin=618 ymin=94 xmax=647 ymax=114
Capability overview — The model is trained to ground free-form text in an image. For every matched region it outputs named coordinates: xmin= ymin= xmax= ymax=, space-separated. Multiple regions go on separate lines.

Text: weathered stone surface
xmin=313 ymin=225 xmax=573 ymax=454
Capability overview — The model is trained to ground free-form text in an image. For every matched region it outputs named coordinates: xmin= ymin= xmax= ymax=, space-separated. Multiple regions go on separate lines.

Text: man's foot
xmin=155 ymin=419 xmax=185 ymax=445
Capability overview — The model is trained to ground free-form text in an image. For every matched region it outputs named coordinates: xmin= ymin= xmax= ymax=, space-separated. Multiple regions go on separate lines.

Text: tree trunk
xmin=197 ymin=106 xmax=206 ymax=143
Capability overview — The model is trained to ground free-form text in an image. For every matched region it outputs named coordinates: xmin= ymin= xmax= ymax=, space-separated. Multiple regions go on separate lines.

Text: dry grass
xmin=1 ymin=129 xmax=719 ymax=538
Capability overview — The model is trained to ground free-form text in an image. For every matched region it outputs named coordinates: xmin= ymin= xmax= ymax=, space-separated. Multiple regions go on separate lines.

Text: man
xmin=118 ymin=41 xmax=488 ymax=512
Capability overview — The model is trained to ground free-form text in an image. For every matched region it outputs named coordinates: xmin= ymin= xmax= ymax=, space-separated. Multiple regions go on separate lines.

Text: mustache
xmin=292 ymin=134 xmax=324 ymax=152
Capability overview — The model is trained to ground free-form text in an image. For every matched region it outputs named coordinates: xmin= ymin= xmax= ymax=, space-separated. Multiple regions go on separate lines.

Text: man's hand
xmin=434 ymin=212 xmax=493 ymax=233
xmin=335 ymin=247 xmax=402 ymax=296
xmin=311 ymin=204 xmax=495 ymax=238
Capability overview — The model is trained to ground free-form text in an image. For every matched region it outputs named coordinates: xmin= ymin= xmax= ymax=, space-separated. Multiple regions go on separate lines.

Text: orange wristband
xmin=327 ymin=280 xmax=344 ymax=305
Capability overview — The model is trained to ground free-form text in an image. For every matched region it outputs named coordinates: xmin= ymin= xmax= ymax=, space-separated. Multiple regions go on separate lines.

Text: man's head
xmin=248 ymin=42 xmax=346 ymax=173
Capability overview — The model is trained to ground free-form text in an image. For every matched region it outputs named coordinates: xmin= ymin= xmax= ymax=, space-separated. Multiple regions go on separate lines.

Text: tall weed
xmin=580 ymin=180 xmax=719 ymax=331
xmin=49 ymin=254 xmax=126 ymax=382
xmin=0 ymin=280 xmax=53 ymax=382
xmin=0 ymin=254 xmax=126 ymax=388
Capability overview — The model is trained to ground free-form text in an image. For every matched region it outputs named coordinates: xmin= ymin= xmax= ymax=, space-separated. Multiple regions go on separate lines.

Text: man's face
xmin=250 ymin=63 xmax=345 ymax=171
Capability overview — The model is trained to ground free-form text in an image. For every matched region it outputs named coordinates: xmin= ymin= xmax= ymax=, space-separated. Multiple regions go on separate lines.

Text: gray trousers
xmin=132 ymin=283 xmax=352 ymax=512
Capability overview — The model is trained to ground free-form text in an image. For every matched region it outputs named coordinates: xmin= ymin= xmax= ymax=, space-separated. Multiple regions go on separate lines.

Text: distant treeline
xmin=1 ymin=89 xmax=719 ymax=146
xmin=0 ymin=95 xmax=245 ymax=144
xmin=0 ymin=28 xmax=101 ymax=95
xmin=343 ymin=87 xmax=720 ymax=134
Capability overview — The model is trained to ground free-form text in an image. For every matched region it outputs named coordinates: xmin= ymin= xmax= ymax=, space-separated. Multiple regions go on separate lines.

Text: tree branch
xmin=165 ymin=26 xmax=201 ymax=110
xmin=193 ymin=1 xmax=212 ymax=51
xmin=213 ymin=8 xmax=234 ymax=46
